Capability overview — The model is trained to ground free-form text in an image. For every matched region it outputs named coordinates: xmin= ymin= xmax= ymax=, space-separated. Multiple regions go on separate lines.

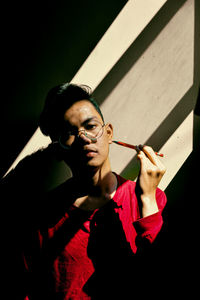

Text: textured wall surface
xmin=2 ymin=0 xmax=200 ymax=296
xmin=5 ymin=0 xmax=199 ymax=191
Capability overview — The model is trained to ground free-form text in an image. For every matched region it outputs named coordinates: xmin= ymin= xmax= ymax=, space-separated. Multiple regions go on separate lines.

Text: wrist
xmin=140 ymin=193 xmax=159 ymax=218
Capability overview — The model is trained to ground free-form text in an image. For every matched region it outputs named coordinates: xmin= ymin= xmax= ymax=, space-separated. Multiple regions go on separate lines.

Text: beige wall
xmin=5 ymin=0 xmax=199 ymax=194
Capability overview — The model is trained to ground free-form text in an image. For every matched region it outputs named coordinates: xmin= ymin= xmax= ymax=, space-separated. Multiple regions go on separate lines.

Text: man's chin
xmin=72 ymin=159 xmax=102 ymax=175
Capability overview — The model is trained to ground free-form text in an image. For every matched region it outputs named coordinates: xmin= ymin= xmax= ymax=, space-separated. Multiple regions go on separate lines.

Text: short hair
xmin=39 ymin=83 xmax=104 ymax=141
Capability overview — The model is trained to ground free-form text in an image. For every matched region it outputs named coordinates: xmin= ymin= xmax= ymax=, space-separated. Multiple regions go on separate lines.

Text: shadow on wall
xmin=120 ymin=86 xmax=198 ymax=181
xmin=126 ymin=1 xmax=200 ymax=291
xmin=92 ymin=0 xmax=196 ymax=183
xmin=1 ymin=1 xmax=199 ymax=295
xmin=93 ymin=0 xmax=187 ymax=106
xmin=93 ymin=0 xmax=199 ymax=294
xmin=0 ymin=0 xmax=128 ymax=178
xmin=3 ymin=0 xmax=198 ymax=192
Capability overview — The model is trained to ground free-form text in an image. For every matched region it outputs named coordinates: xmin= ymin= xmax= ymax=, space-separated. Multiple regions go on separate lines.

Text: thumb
xmin=137 ymin=150 xmax=146 ymax=161
xmin=137 ymin=151 xmax=147 ymax=171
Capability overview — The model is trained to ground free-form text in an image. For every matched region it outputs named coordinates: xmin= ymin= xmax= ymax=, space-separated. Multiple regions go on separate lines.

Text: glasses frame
xmin=58 ymin=122 xmax=105 ymax=150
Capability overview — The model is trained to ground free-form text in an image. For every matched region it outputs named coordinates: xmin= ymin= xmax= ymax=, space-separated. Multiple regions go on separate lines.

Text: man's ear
xmin=106 ymin=123 xmax=113 ymax=144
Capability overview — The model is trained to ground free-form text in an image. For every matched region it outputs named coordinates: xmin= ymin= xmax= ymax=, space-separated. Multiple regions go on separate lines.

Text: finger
xmin=142 ymin=145 xmax=161 ymax=166
xmin=138 ymin=150 xmax=158 ymax=171
xmin=142 ymin=145 xmax=166 ymax=174
xmin=138 ymin=151 xmax=166 ymax=183
xmin=137 ymin=150 xmax=149 ymax=173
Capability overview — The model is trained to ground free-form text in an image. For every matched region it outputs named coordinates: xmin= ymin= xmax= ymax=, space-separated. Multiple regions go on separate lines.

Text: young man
xmin=2 ymin=83 xmax=167 ymax=299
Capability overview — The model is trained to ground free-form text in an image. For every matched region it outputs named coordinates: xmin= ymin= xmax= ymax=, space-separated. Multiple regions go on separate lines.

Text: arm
xmin=136 ymin=145 xmax=166 ymax=218
xmin=133 ymin=146 xmax=167 ymax=244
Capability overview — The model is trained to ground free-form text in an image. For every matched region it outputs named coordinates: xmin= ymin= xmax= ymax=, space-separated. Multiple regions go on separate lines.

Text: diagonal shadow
xmin=193 ymin=0 xmax=200 ymax=153
xmin=26 ymin=0 xmax=190 ymax=189
xmin=157 ymin=6 xmax=200 ymax=286
xmin=1 ymin=0 xmax=187 ymax=180
xmin=194 ymin=0 xmax=200 ymax=117
xmin=93 ymin=0 xmax=187 ymax=106
xmin=0 ymin=0 xmax=129 ymax=178
xmin=120 ymin=85 xmax=196 ymax=181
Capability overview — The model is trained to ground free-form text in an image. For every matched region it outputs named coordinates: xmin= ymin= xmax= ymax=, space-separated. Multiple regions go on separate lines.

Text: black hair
xmin=39 ymin=83 xmax=104 ymax=141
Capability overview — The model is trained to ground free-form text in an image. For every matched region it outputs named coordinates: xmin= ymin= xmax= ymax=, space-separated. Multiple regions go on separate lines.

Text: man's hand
xmin=136 ymin=145 xmax=166 ymax=218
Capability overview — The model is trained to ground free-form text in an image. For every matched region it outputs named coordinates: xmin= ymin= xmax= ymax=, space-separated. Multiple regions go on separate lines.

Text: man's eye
xmin=85 ymin=124 xmax=97 ymax=130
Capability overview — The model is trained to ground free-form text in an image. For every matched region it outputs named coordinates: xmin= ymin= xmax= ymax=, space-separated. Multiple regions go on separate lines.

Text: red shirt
xmin=24 ymin=174 xmax=167 ymax=299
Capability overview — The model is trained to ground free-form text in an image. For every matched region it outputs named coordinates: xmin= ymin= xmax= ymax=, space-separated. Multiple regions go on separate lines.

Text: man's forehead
xmin=63 ymin=100 xmax=101 ymax=122
xmin=64 ymin=100 xmax=99 ymax=120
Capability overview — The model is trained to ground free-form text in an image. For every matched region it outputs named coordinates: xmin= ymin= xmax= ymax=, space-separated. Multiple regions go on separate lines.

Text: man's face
xmin=60 ymin=100 xmax=113 ymax=173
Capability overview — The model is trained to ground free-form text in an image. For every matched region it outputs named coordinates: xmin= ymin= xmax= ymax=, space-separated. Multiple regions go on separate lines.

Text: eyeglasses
xmin=58 ymin=120 xmax=105 ymax=149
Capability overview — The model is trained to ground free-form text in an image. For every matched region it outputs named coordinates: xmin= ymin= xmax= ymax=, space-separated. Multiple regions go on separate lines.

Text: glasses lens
xmin=84 ymin=121 xmax=104 ymax=140
xmin=59 ymin=121 xmax=105 ymax=148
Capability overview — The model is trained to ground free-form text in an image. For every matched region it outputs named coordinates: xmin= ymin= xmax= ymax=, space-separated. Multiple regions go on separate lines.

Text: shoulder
xmin=113 ymin=173 xmax=136 ymax=208
xmin=1 ymin=143 xmax=68 ymax=193
xmin=115 ymin=173 xmax=136 ymax=192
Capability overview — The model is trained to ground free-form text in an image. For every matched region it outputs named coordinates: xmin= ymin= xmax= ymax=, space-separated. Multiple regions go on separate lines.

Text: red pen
xmin=112 ymin=140 xmax=164 ymax=157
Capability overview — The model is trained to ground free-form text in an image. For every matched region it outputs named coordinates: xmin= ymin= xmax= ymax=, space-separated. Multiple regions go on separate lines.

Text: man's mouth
xmin=83 ymin=148 xmax=98 ymax=157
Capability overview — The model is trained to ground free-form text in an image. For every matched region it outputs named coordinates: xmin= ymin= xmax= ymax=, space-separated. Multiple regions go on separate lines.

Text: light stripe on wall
xmin=4 ymin=0 xmax=195 ymax=194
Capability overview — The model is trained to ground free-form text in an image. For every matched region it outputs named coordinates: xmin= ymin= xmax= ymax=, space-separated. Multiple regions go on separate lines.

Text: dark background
xmin=1 ymin=0 xmax=200 ymax=296
xmin=0 ymin=0 xmax=128 ymax=177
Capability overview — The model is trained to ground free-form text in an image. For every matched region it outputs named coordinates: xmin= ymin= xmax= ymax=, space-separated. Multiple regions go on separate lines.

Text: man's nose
xmin=78 ymin=131 xmax=92 ymax=144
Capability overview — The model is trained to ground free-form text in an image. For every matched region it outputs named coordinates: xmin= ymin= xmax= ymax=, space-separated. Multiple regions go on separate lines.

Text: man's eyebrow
xmin=81 ymin=116 xmax=98 ymax=125
xmin=63 ymin=116 xmax=99 ymax=129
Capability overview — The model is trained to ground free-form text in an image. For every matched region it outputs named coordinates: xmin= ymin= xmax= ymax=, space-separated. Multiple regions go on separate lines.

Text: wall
xmin=1 ymin=0 xmax=200 ymax=294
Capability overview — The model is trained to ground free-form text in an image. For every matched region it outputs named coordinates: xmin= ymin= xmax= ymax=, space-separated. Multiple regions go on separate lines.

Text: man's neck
xmin=73 ymin=163 xmax=118 ymax=210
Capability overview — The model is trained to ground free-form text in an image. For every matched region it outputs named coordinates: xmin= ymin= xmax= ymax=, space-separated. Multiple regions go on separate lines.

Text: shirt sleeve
xmin=133 ymin=188 xmax=167 ymax=243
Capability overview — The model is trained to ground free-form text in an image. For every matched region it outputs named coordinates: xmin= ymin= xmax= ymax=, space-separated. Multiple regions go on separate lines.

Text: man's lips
xmin=83 ymin=148 xmax=98 ymax=157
